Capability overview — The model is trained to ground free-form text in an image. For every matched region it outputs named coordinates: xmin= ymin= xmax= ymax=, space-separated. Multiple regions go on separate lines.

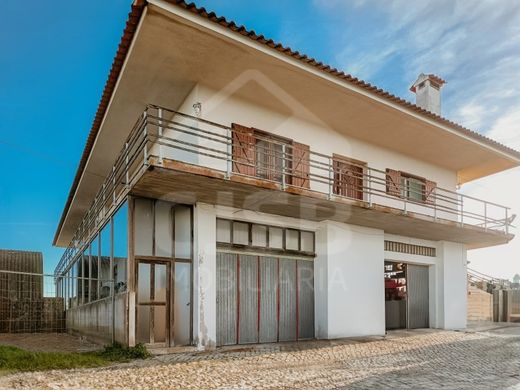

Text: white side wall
xmin=315 ymin=221 xmax=386 ymax=339
xmin=436 ymin=241 xmax=468 ymax=329
xmin=192 ymin=202 xmax=217 ymax=349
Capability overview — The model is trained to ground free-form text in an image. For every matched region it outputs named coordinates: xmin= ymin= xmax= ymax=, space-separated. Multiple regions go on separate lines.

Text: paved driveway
xmin=1 ymin=328 xmax=520 ymax=389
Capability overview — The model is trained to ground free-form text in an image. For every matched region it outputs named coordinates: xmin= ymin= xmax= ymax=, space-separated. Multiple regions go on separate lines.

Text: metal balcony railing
xmin=55 ymin=104 xmax=514 ymax=275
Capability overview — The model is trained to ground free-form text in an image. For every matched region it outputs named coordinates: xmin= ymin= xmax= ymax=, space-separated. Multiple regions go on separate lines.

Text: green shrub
xmin=0 ymin=342 xmax=150 ymax=374
xmin=98 ymin=342 xmax=151 ymax=361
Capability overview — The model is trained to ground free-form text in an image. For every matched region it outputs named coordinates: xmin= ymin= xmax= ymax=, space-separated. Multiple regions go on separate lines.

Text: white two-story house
xmin=53 ymin=0 xmax=520 ymax=349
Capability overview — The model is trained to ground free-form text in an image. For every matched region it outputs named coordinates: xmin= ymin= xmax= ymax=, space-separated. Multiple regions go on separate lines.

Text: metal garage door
xmin=407 ymin=264 xmax=429 ymax=329
xmin=216 ymin=252 xmax=314 ymax=346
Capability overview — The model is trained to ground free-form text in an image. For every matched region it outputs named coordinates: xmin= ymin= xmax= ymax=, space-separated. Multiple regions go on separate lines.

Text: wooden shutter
xmin=386 ymin=169 xmax=402 ymax=197
xmin=291 ymin=142 xmax=310 ymax=188
xmin=232 ymin=123 xmax=256 ymax=176
xmin=424 ymin=180 xmax=437 ymax=204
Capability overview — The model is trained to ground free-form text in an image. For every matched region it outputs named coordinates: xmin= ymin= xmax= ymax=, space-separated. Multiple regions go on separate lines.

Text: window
xmin=231 ymin=124 xmax=310 ymax=188
xmin=386 ymin=169 xmax=436 ymax=204
xmin=113 ymin=202 xmax=128 ymax=293
xmin=333 ymin=155 xmax=365 ymax=200
xmin=401 ymin=174 xmax=425 ymax=202
xmin=216 ymin=219 xmax=315 ymax=254
xmin=255 ymin=132 xmax=287 ymax=183
xmin=232 ymin=222 xmax=249 ymax=245
xmin=90 ymin=235 xmax=99 ymax=302
xmin=99 ymin=222 xmax=111 ymax=299
xmin=268 ymin=227 xmax=284 ymax=249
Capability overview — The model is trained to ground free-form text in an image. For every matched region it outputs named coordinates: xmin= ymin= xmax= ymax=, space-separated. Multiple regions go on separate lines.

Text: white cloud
xmin=316 ymin=0 xmax=520 ymax=279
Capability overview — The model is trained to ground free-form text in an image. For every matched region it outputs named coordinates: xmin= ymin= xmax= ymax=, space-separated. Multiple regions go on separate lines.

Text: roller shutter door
xmin=216 ymin=252 xmax=314 ymax=346
xmin=407 ymin=264 xmax=429 ymax=329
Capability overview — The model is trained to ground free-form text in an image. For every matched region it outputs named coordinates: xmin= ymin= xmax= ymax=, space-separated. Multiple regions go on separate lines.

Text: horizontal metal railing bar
xmin=147 ymin=104 xmax=231 ymax=130
xmin=146 ymin=115 xmax=230 ymax=141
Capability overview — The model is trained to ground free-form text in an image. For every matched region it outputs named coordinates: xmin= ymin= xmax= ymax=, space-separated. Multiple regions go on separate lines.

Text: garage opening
xmin=384 ymin=261 xmax=429 ymax=330
xmin=216 ymin=219 xmax=315 ymax=346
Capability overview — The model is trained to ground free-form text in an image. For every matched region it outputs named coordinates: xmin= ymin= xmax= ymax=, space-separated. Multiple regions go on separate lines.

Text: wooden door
xmin=135 ymin=260 xmax=170 ymax=347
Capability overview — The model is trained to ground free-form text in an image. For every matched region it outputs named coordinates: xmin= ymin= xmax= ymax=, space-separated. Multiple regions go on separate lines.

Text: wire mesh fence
xmin=0 ymin=270 xmax=64 ymax=333
xmin=0 ymin=270 xmax=116 ymax=339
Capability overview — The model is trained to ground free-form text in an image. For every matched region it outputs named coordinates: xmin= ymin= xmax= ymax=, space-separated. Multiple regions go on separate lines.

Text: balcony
xmin=55 ymin=104 xmax=515 ymax=274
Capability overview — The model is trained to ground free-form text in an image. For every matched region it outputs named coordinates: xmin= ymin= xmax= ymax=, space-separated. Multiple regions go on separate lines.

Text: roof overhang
xmin=53 ymin=0 xmax=520 ymax=246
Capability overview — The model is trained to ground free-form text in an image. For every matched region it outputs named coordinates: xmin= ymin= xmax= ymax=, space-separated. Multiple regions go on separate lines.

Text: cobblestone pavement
xmin=1 ymin=329 xmax=520 ymax=389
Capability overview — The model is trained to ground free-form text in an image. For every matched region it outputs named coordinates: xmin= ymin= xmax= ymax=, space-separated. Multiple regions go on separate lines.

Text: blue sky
xmin=1 ymin=0 xmax=519 ymax=277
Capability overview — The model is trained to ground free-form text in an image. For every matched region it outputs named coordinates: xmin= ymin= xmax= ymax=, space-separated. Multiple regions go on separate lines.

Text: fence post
xmin=328 ymin=157 xmax=333 ymax=200
xmin=460 ymin=195 xmax=464 ymax=227
xmin=158 ymin=107 xmax=163 ymax=165
xmin=226 ymin=127 xmax=232 ymax=179
xmin=125 ymin=142 xmax=129 ymax=188
xmin=143 ymin=111 xmax=149 ymax=167
xmin=434 ymin=188 xmax=437 ymax=220
xmin=367 ymin=167 xmax=372 ymax=207
xmin=282 ymin=144 xmax=287 ymax=190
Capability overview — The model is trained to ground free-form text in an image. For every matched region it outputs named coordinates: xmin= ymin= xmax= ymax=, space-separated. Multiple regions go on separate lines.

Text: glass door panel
xmin=173 ymin=262 xmax=191 ymax=345
xmin=136 ymin=261 xmax=169 ymax=346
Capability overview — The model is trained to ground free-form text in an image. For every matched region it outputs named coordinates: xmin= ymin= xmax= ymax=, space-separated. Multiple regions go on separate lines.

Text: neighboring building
xmin=0 ymin=249 xmax=63 ymax=333
xmin=53 ymin=1 xmax=520 ymax=349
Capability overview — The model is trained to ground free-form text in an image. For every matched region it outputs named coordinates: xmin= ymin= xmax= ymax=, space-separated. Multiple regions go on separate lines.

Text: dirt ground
xmin=0 ymin=333 xmax=101 ymax=353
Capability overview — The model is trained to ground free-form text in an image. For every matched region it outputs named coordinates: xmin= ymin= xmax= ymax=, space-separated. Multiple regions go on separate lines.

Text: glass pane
xmin=138 ymin=263 xmax=151 ymax=303
xmin=135 ymin=198 xmax=154 ymax=256
xmin=137 ymin=306 xmax=150 ymax=344
xmin=82 ymin=248 xmax=90 ymax=303
xmin=100 ymin=222 xmax=111 ymax=299
xmin=174 ymin=262 xmax=191 ymax=346
xmin=90 ymin=237 xmax=99 ymax=302
xmin=154 ymin=264 xmax=167 ymax=302
xmin=233 ymin=222 xmax=249 ymax=245
xmin=301 ymin=231 xmax=314 ymax=252
xmin=216 ymin=219 xmax=231 ymax=243
xmin=252 ymin=224 xmax=267 ymax=247
xmin=174 ymin=206 xmax=191 ymax=259
xmin=155 ymin=201 xmax=173 ymax=257
xmin=409 ymin=178 xmax=424 ymax=201
xmin=286 ymin=229 xmax=299 ymax=251
xmin=113 ymin=202 xmax=128 ymax=292
xmin=269 ymin=227 xmax=283 ymax=249
xmin=154 ymin=306 xmax=166 ymax=343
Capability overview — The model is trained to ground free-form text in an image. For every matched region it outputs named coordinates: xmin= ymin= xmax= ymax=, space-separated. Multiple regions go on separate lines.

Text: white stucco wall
xmin=192 ymin=202 xmax=217 ymax=349
xmin=316 ymin=221 xmax=386 ymax=339
xmin=436 ymin=241 xmax=468 ymax=329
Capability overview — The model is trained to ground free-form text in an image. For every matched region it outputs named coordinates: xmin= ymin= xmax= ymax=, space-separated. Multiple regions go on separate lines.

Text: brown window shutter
xmin=291 ymin=142 xmax=310 ymax=188
xmin=424 ymin=180 xmax=437 ymax=204
xmin=232 ymin=123 xmax=256 ymax=176
xmin=386 ymin=169 xmax=401 ymax=197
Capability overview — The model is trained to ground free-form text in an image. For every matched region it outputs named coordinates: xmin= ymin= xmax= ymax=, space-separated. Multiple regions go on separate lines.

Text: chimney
xmin=410 ymin=73 xmax=446 ymax=115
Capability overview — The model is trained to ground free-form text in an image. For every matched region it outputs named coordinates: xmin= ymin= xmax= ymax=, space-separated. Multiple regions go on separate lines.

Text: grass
xmin=0 ymin=342 xmax=150 ymax=375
